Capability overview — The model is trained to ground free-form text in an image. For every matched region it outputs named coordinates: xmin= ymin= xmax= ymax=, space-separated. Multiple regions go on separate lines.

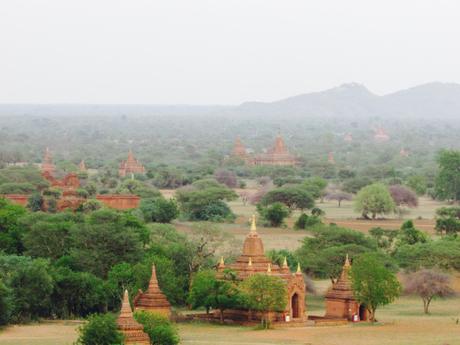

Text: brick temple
xmin=231 ymin=134 xmax=298 ymax=166
xmin=117 ymin=290 xmax=150 ymax=345
xmin=217 ymin=215 xmax=306 ymax=323
xmin=324 ymin=255 xmax=367 ymax=321
xmin=119 ymin=150 xmax=146 ymax=177
xmin=134 ymin=264 xmax=172 ymax=317
xmin=41 ymin=147 xmax=56 ymax=175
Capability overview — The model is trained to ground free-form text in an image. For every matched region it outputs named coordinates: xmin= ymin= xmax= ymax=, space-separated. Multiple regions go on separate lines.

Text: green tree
xmin=260 ymin=185 xmax=314 ymax=211
xmin=397 ymin=220 xmax=428 ymax=246
xmin=117 ymin=179 xmax=161 ymax=198
xmin=435 ymin=150 xmax=460 ymax=201
xmin=351 ymin=253 xmax=401 ymax=322
xmin=406 ymin=175 xmax=427 ymax=196
xmin=135 ymin=311 xmax=180 ymax=345
xmin=0 ymin=198 xmax=27 ymax=254
xmin=0 ymin=279 xmax=12 ymax=325
xmin=354 ymin=183 xmax=395 ymax=219
xmin=434 ymin=207 xmax=460 ymax=236
xmin=140 ymin=197 xmax=179 ymax=223
xmin=188 ymin=270 xmax=216 ymax=313
xmin=75 ymin=313 xmax=124 ymax=345
xmin=257 ymin=202 xmax=289 ymax=227
xmin=240 ymin=274 xmax=287 ymax=328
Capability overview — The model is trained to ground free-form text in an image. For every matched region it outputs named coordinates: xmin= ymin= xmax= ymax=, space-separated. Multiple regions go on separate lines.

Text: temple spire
xmin=282 ymin=256 xmax=288 ymax=268
xmin=248 ymin=257 xmax=252 ymax=267
xmin=296 ymin=262 xmax=302 ymax=275
xmin=267 ymin=263 xmax=272 ymax=273
xmin=250 ymin=214 xmax=257 ymax=234
xmin=120 ymin=289 xmax=133 ymax=316
xmin=344 ymin=254 xmax=351 ymax=268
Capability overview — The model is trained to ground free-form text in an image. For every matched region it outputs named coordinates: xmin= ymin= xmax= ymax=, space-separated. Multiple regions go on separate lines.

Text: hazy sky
xmin=1 ymin=0 xmax=459 ymax=104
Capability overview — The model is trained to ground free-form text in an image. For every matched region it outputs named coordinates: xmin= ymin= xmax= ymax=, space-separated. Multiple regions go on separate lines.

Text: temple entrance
xmin=359 ymin=304 xmax=367 ymax=321
xmin=291 ymin=293 xmax=300 ymax=319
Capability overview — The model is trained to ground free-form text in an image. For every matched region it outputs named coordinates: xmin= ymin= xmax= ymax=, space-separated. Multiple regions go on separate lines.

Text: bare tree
xmin=404 ymin=269 xmax=455 ymax=314
xmin=389 ymin=185 xmax=418 ymax=208
xmin=325 ymin=191 xmax=352 ymax=207
xmin=238 ymin=191 xmax=249 ymax=206
xmin=249 ymin=183 xmax=273 ymax=205
xmin=214 ymin=169 xmax=237 ymax=188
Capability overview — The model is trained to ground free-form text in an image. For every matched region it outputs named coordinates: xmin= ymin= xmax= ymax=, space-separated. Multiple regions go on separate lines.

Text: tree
xmin=325 ymin=191 xmax=352 ymax=207
xmin=117 ymin=179 xmax=161 ymax=198
xmin=354 ymin=183 xmax=395 ymax=219
xmin=404 ymin=269 xmax=454 ymax=314
xmin=260 ymin=185 xmax=314 ymax=211
xmin=294 ymin=213 xmax=322 ymax=230
xmin=302 ymin=177 xmax=328 ymax=200
xmin=27 ymin=192 xmax=44 ymax=212
xmin=135 ymin=311 xmax=180 ymax=345
xmin=240 ymin=274 xmax=287 ymax=328
xmin=397 ymin=220 xmax=428 ymax=246
xmin=351 ymin=253 xmax=401 ymax=322
xmin=0 ymin=279 xmax=12 ymax=325
xmin=342 ymin=177 xmax=372 ymax=194
xmin=406 ymin=175 xmax=427 ymax=196
xmin=257 ymin=202 xmax=290 ymax=227
xmin=140 ymin=197 xmax=179 ymax=223
xmin=435 ymin=150 xmax=460 ymax=202
xmin=188 ymin=270 xmax=216 ymax=314
xmin=214 ymin=169 xmax=238 ymax=188
xmin=75 ymin=313 xmax=124 ymax=345
xmin=0 ymin=198 xmax=27 ymax=254
xmin=389 ymin=185 xmax=418 ymax=217
xmin=435 ymin=207 xmax=460 ymax=236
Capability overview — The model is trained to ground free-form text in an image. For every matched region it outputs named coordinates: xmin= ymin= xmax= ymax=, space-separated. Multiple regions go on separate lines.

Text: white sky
xmin=1 ymin=0 xmax=459 ymax=104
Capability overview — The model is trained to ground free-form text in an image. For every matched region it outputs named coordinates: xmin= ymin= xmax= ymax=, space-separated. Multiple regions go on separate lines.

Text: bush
xmin=134 ymin=311 xmax=180 ymax=345
xmin=294 ymin=213 xmax=322 ymax=230
xmin=140 ymin=198 xmax=179 ymax=223
xmin=75 ymin=313 xmax=124 ymax=345
xmin=257 ymin=202 xmax=289 ymax=227
xmin=0 ymin=279 xmax=12 ymax=325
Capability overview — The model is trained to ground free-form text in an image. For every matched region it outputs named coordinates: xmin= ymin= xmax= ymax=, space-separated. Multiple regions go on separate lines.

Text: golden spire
xmin=296 ymin=262 xmax=302 ymax=275
xmin=120 ymin=289 xmax=133 ymax=316
xmin=267 ymin=263 xmax=272 ymax=273
xmin=282 ymin=256 xmax=288 ymax=268
xmin=344 ymin=254 xmax=351 ymax=268
xmin=220 ymin=256 xmax=225 ymax=265
xmin=248 ymin=257 xmax=253 ymax=267
xmin=250 ymin=214 xmax=257 ymax=234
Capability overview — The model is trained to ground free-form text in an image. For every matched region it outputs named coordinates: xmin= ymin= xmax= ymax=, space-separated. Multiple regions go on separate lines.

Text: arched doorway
xmin=359 ymin=304 xmax=367 ymax=321
xmin=291 ymin=293 xmax=300 ymax=319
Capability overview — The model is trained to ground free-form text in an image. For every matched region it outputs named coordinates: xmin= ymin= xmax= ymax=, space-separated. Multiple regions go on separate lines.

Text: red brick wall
xmin=2 ymin=194 xmax=29 ymax=206
xmin=96 ymin=194 xmax=140 ymax=210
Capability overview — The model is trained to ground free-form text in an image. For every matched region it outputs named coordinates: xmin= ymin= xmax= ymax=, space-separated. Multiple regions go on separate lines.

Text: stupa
xmin=119 ymin=150 xmax=146 ymax=177
xmin=78 ymin=160 xmax=87 ymax=172
xmin=217 ymin=215 xmax=306 ymax=322
xmin=374 ymin=127 xmax=390 ymax=142
xmin=324 ymin=255 xmax=367 ymax=321
xmin=134 ymin=264 xmax=171 ymax=317
xmin=41 ymin=147 xmax=56 ymax=176
xmin=117 ymin=290 xmax=150 ymax=345
xmin=232 ymin=136 xmax=248 ymax=160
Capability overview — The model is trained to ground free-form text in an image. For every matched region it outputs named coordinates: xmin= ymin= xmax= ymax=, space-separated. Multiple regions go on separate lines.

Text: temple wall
xmin=96 ymin=194 xmax=140 ymax=209
xmin=2 ymin=194 xmax=29 ymax=206
xmin=325 ymin=298 xmax=360 ymax=321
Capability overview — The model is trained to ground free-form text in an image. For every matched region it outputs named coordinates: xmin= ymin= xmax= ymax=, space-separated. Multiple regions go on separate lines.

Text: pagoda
xmin=41 ymin=147 xmax=56 ymax=176
xmin=119 ymin=150 xmax=146 ymax=177
xmin=328 ymin=152 xmax=335 ymax=164
xmin=134 ymin=264 xmax=171 ymax=317
xmin=324 ymin=255 xmax=367 ymax=321
xmin=117 ymin=290 xmax=150 ymax=345
xmin=232 ymin=136 xmax=248 ymax=160
xmin=78 ymin=160 xmax=87 ymax=172
xmin=344 ymin=133 xmax=353 ymax=143
xmin=217 ymin=215 xmax=306 ymax=322
xmin=251 ymin=134 xmax=298 ymax=166
xmin=374 ymin=127 xmax=390 ymax=142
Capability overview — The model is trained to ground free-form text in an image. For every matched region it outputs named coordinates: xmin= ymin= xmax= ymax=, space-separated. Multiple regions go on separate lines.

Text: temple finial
xmin=283 ymin=257 xmax=288 ymax=268
xmin=296 ymin=262 xmax=302 ymax=275
xmin=248 ymin=257 xmax=252 ymax=267
xmin=220 ymin=256 xmax=225 ymax=265
xmin=267 ymin=263 xmax=271 ymax=273
xmin=250 ymin=214 xmax=257 ymax=234
xmin=344 ymin=254 xmax=351 ymax=268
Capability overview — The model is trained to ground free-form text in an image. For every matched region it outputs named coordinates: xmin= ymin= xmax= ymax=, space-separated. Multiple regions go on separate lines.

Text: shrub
xmin=75 ymin=313 xmax=124 ymax=345
xmin=294 ymin=213 xmax=322 ymax=230
xmin=140 ymin=198 xmax=179 ymax=223
xmin=134 ymin=311 xmax=180 ymax=345
xmin=257 ymin=202 xmax=289 ymax=227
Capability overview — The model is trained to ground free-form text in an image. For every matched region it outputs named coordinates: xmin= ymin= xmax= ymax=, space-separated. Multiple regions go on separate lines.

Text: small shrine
xmin=134 ymin=264 xmax=172 ymax=317
xmin=324 ymin=255 xmax=367 ymax=321
xmin=217 ymin=215 xmax=306 ymax=323
xmin=119 ymin=150 xmax=146 ymax=177
xmin=78 ymin=160 xmax=87 ymax=172
xmin=232 ymin=136 xmax=248 ymax=160
xmin=328 ymin=152 xmax=335 ymax=164
xmin=117 ymin=290 xmax=150 ymax=345
xmin=374 ymin=127 xmax=390 ymax=142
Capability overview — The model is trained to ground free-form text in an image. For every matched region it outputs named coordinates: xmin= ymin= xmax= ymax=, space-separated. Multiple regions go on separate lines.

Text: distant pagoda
xmin=324 ymin=255 xmax=367 ymax=321
xmin=134 ymin=264 xmax=171 ymax=317
xmin=78 ymin=160 xmax=87 ymax=172
xmin=41 ymin=147 xmax=56 ymax=176
xmin=374 ymin=127 xmax=390 ymax=142
xmin=328 ymin=152 xmax=335 ymax=164
xmin=232 ymin=136 xmax=248 ymax=160
xmin=344 ymin=133 xmax=353 ymax=143
xmin=250 ymin=134 xmax=298 ymax=166
xmin=119 ymin=150 xmax=146 ymax=177
xmin=117 ymin=290 xmax=150 ymax=345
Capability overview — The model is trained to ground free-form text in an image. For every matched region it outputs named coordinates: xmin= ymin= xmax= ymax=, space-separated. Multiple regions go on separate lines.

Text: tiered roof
xmin=119 ymin=150 xmax=146 ymax=177
xmin=134 ymin=265 xmax=171 ymax=316
xmin=232 ymin=136 xmax=247 ymax=158
xmin=117 ymin=290 xmax=150 ymax=345
xmin=325 ymin=255 xmax=354 ymax=300
xmin=252 ymin=134 xmax=298 ymax=166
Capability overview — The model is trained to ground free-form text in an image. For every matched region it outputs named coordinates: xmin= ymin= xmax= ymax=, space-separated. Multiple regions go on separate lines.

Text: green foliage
xmin=302 ymin=177 xmax=327 ymax=199
xmin=257 ymin=202 xmax=289 ymax=227
xmin=0 ymin=279 xmax=12 ymax=325
xmin=77 ymin=199 xmax=103 ymax=213
xmin=398 ymin=220 xmax=428 ymax=246
xmin=435 ymin=150 xmax=460 ymax=201
xmin=27 ymin=192 xmax=44 ymax=212
xmin=117 ymin=179 xmax=161 ymax=198
xmin=176 ymin=180 xmax=237 ymax=221
xmin=294 ymin=212 xmax=322 ymax=230
xmin=75 ymin=313 xmax=124 ymax=345
xmin=140 ymin=197 xmax=179 ymax=223
xmin=0 ymin=166 xmax=48 ymax=190
xmin=342 ymin=177 xmax=372 ymax=194
xmin=0 ymin=182 xmax=36 ymax=194
xmin=351 ymin=253 xmax=401 ymax=322
xmin=260 ymin=185 xmax=315 ymax=211
xmin=187 ymin=270 xmax=216 ymax=313
xmin=0 ymin=198 xmax=27 ymax=254
xmin=406 ymin=175 xmax=427 ymax=196
xmin=435 ymin=207 xmax=460 ymax=236
xmin=240 ymin=274 xmax=287 ymax=328
xmin=134 ymin=311 xmax=180 ymax=345
xmin=354 ymin=183 xmax=395 ymax=219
